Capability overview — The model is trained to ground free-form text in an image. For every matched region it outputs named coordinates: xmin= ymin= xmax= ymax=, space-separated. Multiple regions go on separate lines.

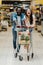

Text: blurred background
xmin=0 ymin=0 xmax=43 ymax=65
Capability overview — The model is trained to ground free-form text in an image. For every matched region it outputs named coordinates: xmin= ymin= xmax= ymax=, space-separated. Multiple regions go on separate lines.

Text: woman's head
xmin=25 ymin=8 xmax=33 ymax=24
xmin=25 ymin=8 xmax=31 ymax=17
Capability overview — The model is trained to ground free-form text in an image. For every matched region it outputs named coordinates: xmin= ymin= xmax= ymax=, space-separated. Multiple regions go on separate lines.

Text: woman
xmin=25 ymin=8 xmax=35 ymax=28
xmin=24 ymin=8 xmax=35 ymax=56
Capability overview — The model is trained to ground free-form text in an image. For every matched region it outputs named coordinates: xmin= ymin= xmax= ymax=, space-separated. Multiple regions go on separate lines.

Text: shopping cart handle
xmin=17 ymin=26 xmax=21 ymax=28
xmin=17 ymin=25 xmax=34 ymax=28
xmin=25 ymin=26 xmax=35 ymax=28
xmin=17 ymin=25 xmax=26 ymax=28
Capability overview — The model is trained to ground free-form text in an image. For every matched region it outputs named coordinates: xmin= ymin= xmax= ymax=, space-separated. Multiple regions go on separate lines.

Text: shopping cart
xmin=16 ymin=25 xmax=34 ymax=61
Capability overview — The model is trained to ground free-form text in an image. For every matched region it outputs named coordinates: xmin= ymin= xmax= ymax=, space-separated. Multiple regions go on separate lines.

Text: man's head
xmin=16 ymin=7 xmax=21 ymax=16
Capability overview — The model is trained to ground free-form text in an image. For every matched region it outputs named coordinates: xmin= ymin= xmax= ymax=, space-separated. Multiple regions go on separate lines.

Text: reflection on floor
xmin=0 ymin=27 xmax=43 ymax=65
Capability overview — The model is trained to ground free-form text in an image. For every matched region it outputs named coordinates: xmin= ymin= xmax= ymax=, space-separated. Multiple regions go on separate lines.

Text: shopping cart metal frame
xmin=15 ymin=25 xmax=34 ymax=61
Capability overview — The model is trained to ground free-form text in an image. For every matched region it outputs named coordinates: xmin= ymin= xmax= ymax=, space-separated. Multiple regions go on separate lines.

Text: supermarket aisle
xmin=0 ymin=27 xmax=43 ymax=65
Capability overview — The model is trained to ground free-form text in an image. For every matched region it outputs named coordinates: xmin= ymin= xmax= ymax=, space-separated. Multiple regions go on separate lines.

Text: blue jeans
xmin=12 ymin=28 xmax=20 ymax=52
xmin=29 ymin=28 xmax=33 ymax=43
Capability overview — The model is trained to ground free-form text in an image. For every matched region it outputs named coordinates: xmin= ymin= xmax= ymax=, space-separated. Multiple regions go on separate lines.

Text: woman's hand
xmin=30 ymin=25 xmax=35 ymax=28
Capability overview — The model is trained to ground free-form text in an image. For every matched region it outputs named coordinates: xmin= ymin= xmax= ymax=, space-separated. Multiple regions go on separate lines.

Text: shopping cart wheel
xmin=31 ymin=53 xmax=34 ymax=58
xmin=19 ymin=56 xmax=23 ymax=61
xmin=27 ymin=56 xmax=29 ymax=61
xmin=15 ymin=53 xmax=17 ymax=58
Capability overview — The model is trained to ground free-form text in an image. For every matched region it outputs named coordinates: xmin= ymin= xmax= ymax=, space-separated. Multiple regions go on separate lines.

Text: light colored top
xmin=17 ymin=16 xmax=21 ymax=26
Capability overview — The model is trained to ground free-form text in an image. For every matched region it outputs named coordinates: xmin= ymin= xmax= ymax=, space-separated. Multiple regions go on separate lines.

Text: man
xmin=11 ymin=7 xmax=25 ymax=57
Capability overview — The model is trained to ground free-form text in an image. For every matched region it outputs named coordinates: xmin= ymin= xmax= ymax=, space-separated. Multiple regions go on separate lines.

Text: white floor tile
xmin=0 ymin=28 xmax=43 ymax=65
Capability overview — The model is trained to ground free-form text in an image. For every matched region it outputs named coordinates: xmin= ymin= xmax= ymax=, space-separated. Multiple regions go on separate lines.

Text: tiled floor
xmin=0 ymin=27 xmax=43 ymax=65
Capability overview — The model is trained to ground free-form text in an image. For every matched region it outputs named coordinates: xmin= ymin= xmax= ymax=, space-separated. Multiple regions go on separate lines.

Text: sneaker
xmin=14 ymin=53 xmax=18 ymax=58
